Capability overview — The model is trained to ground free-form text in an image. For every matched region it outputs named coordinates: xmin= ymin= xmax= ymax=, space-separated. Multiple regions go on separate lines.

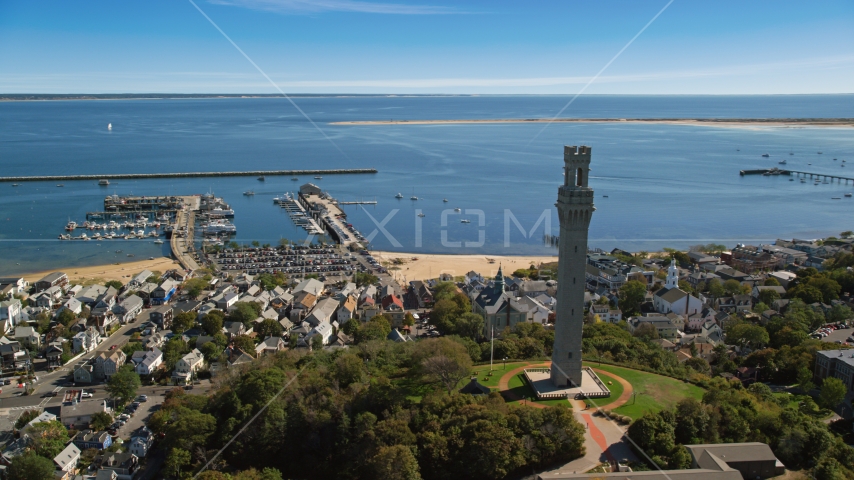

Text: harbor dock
xmin=171 ymin=196 xmax=201 ymax=271
xmin=0 ymin=168 xmax=377 ymax=183
xmin=740 ymin=168 xmax=854 ymax=184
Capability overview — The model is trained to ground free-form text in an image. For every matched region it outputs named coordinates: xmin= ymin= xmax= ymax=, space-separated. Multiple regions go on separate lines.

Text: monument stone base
xmin=523 ymin=366 xmax=611 ymax=400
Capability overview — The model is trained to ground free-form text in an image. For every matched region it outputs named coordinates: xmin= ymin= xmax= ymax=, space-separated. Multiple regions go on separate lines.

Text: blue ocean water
xmin=1 ymin=95 xmax=853 ymax=275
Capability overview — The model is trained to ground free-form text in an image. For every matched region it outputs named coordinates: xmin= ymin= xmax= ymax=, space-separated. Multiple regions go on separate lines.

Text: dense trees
xmin=202 ymin=311 xmax=225 ymax=336
xmin=228 ymin=302 xmax=263 ymax=326
xmin=158 ymin=339 xmax=586 ymax=480
xmin=106 ymin=364 xmax=141 ymax=406
xmin=582 ymin=322 xmax=689 ymax=378
xmin=618 ymin=280 xmax=646 ymax=316
xmin=7 ymin=453 xmax=55 ymax=480
xmin=172 ymin=311 xmax=197 ymax=334
xmin=91 ymin=411 xmax=113 ymax=430
xmin=819 ymin=377 xmax=848 ymax=409
xmin=628 ymin=377 xmax=854 ymax=476
xmin=415 ymin=338 xmax=472 ymax=394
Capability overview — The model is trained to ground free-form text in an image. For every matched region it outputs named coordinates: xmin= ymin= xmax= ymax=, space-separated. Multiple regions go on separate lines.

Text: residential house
xmin=381 ymin=294 xmax=406 ymax=327
xmin=751 ymin=285 xmax=787 ymax=301
xmin=216 ymin=291 xmax=239 ymax=310
xmin=60 ymin=400 xmax=110 ymax=429
xmin=128 ymin=427 xmax=154 ymax=458
xmin=75 ymin=285 xmax=107 ymax=307
xmin=684 ymin=443 xmax=785 ymax=480
xmin=114 ymin=295 xmax=144 ymax=323
xmin=45 ymin=342 xmax=64 ymax=368
xmin=0 ymin=300 xmax=22 ymax=327
xmin=388 ymin=328 xmax=412 ymax=343
xmin=293 ymin=278 xmax=324 ymax=297
xmin=94 ymin=350 xmax=126 ymax=381
xmin=290 ymin=291 xmax=318 ymax=320
xmin=143 ymin=331 xmax=168 ymax=350
xmin=255 ymin=336 xmax=286 ymax=356
xmin=359 ymin=285 xmax=377 ymax=304
xmin=150 ymin=279 xmax=178 ymax=305
xmin=0 ymin=341 xmax=29 ymax=371
xmin=222 ymin=321 xmax=246 ymax=340
xmin=73 ymin=430 xmax=113 ymax=450
xmin=0 ymin=277 xmax=28 ymax=297
xmin=54 ymin=443 xmax=81 ymax=478
xmin=715 ymin=295 xmax=753 ymax=315
xmin=149 ymin=305 xmax=173 ymax=329
xmin=305 ymin=297 xmax=340 ymax=327
xmin=96 ymin=452 xmax=139 ymax=480
xmin=34 ymin=272 xmax=68 ymax=292
xmin=127 ymin=270 xmax=152 ymax=289
xmin=131 ymin=348 xmax=163 ymax=376
xmin=14 ymin=326 xmax=39 ymax=349
xmin=337 ymin=295 xmax=357 ymax=324
xmin=135 ymin=283 xmax=158 ymax=303
xmin=73 ymin=364 xmax=94 ymax=384
xmin=302 ymin=322 xmax=334 ymax=347
xmin=37 ymin=286 xmax=65 ymax=310
xmin=589 ymin=303 xmax=622 ymax=324
xmin=408 ymin=281 xmax=434 ymax=308
xmin=172 ymin=348 xmax=204 ymax=385
xmin=72 ymin=327 xmax=101 ymax=353
xmin=627 ymin=315 xmax=680 ymax=341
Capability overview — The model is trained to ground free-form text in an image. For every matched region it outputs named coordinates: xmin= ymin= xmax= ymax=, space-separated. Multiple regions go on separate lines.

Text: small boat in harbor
xmin=443 ymin=198 xmax=448 ymax=202
xmin=108 ymin=123 xmax=112 ymax=131
xmin=417 ymin=213 xmax=426 ymax=217
xmin=761 ymin=153 xmax=770 ymax=157
xmin=11 ymin=184 xmax=19 ymax=187
xmin=832 ymin=197 xmax=841 ymax=200
xmin=454 ymin=207 xmax=461 ymax=212
xmin=818 ymin=152 xmax=823 ymax=154
xmin=99 ymin=179 xmax=110 ymax=186
xmin=291 ymin=177 xmax=299 ymax=181
xmin=603 ymin=195 xmax=609 ymax=197
xmin=460 ymin=219 xmax=471 ymax=224
xmin=154 ymin=239 xmax=164 ymax=244
xmin=257 ymin=176 xmax=265 ymax=181
xmin=395 ymin=193 xmax=403 ymax=199
xmin=778 ymin=160 xmax=787 ymax=165
xmin=57 ymin=184 xmax=64 ymax=187
xmin=845 ymin=193 xmax=852 ymax=197
xmin=243 ymin=191 xmax=255 ymax=196
xmin=789 ymin=178 xmax=794 ymax=181
xmin=314 ymin=176 xmax=322 ymax=179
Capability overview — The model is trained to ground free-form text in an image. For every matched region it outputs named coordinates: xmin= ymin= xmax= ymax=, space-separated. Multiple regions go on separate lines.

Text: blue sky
xmin=1 ymin=0 xmax=852 ymax=94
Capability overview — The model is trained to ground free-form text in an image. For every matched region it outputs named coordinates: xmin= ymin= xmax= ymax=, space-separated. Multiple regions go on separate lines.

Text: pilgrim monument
xmin=550 ymin=145 xmax=594 ymax=388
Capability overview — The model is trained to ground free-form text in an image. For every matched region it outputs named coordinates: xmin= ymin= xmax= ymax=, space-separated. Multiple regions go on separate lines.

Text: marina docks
xmin=0 ymin=168 xmax=377 ymax=183
xmin=275 ymin=193 xmax=325 ymax=236
xmin=298 ymin=188 xmax=368 ymax=248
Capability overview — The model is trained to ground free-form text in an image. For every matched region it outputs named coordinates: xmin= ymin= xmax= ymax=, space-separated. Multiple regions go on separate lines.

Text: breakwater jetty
xmin=0 ymin=168 xmax=377 ymax=183
xmin=741 ymin=168 xmax=854 ymax=184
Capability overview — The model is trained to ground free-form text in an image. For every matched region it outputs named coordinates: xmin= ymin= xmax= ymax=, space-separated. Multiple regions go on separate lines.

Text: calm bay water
xmin=1 ymin=95 xmax=853 ymax=275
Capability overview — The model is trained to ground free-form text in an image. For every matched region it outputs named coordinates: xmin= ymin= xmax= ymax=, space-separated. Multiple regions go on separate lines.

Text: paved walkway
xmin=497 ymin=362 xmax=639 ymax=475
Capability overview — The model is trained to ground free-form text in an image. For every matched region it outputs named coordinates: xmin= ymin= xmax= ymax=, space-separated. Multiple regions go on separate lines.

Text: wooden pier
xmin=339 ymin=200 xmax=378 ymax=205
xmin=0 ymin=168 xmax=377 ymax=183
xmin=740 ymin=168 xmax=854 ymax=184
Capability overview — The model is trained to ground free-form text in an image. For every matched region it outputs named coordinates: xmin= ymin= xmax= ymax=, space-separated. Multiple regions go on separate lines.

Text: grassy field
xmin=591 ymin=370 xmax=624 ymax=408
xmin=588 ymin=363 xmax=704 ymax=419
xmin=470 ymin=362 xmax=541 ymax=389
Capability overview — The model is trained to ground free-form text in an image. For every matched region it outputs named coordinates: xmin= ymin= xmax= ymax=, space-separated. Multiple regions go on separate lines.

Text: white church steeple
xmin=665 ymin=258 xmax=679 ymax=290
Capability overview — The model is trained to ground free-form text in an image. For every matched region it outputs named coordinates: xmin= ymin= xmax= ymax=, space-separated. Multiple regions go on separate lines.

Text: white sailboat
xmin=108 ymin=123 xmax=112 ymax=131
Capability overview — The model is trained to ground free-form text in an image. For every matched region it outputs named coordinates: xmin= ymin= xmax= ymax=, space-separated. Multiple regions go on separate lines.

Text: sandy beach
xmin=371 ymin=251 xmax=558 ymax=283
xmin=21 ymin=256 xmax=181 ymax=285
xmin=331 ymin=118 xmax=854 ymax=128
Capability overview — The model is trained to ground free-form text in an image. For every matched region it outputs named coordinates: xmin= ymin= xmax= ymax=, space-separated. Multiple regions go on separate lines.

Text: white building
xmin=0 ymin=300 xmax=22 ymax=327
xmin=653 ymin=260 xmax=703 ymax=316
xmin=72 ymin=327 xmax=101 ymax=353
xmin=172 ymin=349 xmax=204 ymax=385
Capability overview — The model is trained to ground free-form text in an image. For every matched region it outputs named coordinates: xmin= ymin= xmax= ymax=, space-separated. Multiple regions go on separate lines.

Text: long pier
xmin=740 ymin=168 xmax=854 ymax=184
xmin=0 ymin=168 xmax=377 ymax=183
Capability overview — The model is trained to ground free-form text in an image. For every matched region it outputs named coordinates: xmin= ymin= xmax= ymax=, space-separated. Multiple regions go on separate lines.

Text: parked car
xmin=110 ymin=345 xmax=118 ymax=350
xmin=82 ymin=392 xmax=93 ymax=398
xmin=138 ymin=395 xmax=148 ymax=402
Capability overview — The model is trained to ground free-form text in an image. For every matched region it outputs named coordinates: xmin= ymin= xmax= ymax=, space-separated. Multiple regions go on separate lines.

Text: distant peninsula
xmin=331 ymin=118 xmax=854 ymax=128
xmin=0 ymin=93 xmax=475 ymax=101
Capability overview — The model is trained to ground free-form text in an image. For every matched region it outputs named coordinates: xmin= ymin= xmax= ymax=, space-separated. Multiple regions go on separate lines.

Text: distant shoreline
xmin=331 ymin=118 xmax=854 ymax=128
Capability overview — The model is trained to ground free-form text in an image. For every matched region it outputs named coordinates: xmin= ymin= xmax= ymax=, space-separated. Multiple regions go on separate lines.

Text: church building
xmin=653 ymin=259 xmax=703 ymax=316
xmin=473 ymin=266 xmax=530 ymax=337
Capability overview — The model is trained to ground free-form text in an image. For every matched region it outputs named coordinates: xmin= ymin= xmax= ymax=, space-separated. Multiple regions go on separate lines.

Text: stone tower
xmin=551 ymin=145 xmax=594 ymax=387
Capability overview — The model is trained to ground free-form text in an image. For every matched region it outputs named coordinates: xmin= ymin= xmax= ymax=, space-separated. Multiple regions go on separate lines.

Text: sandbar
xmin=22 ymin=256 xmax=181 ymax=285
xmin=371 ymin=251 xmax=558 ymax=283
xmin=331 ymin=118 xmax=854 ymax=129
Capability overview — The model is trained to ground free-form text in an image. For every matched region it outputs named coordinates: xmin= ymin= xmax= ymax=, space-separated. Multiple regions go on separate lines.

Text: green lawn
xmin=586 ymin=363 xmax=704 ymax=419
xmin=470 ymin=362 xmax=539 ymax=389
xmin=591 ymin=370 xmax=624 ymax=408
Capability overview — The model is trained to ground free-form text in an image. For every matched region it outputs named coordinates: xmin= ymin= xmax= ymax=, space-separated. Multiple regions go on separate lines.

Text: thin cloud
xmin=207 ymin=0 xmax=460 ymax=15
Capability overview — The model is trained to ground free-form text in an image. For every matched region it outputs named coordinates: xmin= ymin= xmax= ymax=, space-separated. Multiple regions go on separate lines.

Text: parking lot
xmin=113 ymin=392 xmax=163 ymax=439
xmin=819 ymin=326 xmax=854 ymax=346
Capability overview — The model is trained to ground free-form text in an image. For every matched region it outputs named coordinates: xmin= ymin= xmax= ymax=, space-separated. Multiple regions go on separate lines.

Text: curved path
xmin=590 ymin=367 xmax=633 ymax=410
